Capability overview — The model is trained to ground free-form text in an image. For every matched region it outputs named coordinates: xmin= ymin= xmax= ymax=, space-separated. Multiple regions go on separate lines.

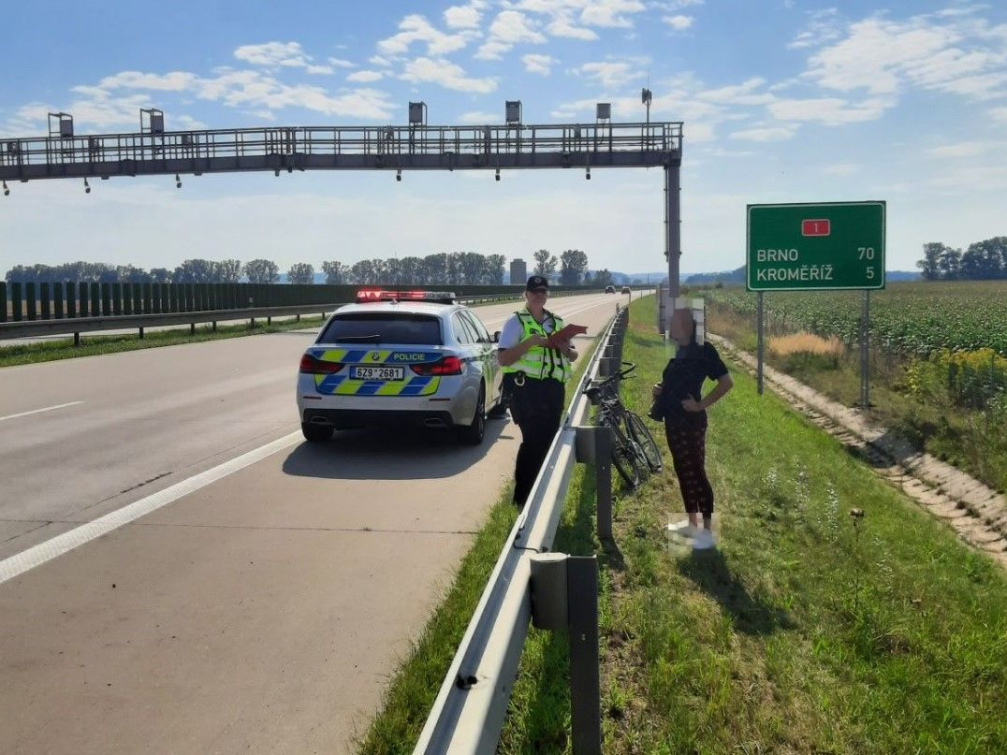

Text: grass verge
xmin=355 ymin=320 xmax=605 ymax=753
xmin=500 ymin=295 xmax=1007 ymax=753
xmin=0 ymin=316 xmax=328 ymax=368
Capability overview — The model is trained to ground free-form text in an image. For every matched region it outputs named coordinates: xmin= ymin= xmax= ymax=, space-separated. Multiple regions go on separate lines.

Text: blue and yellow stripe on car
xmin=315 ymin=374 xmax=439 ymax=396
xmin=310 ymin=349 xmax=443 ymax=396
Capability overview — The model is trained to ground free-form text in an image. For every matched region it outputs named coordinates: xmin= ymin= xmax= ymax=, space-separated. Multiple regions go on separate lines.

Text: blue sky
xmin=2 ymin=0 xmax=1005 ymax=278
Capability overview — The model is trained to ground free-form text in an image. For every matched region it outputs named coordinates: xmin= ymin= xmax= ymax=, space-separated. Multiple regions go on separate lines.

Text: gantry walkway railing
xmin=0 ymin=121 xmax=682 ymax=183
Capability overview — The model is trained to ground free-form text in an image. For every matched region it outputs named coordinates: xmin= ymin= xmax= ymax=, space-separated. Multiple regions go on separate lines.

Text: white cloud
xmin=234 ymin=42 xmax=333 ymax=74
xmin=925 ymin=164 xmax=1007 ymax=191
xmin=95 ymin=71 xmax=197 ymax=91
xmin=173 ymin=114 xmax=209 ymax=130
xmin=789 ymin=8 xmax=843 ymax=50
xmin=551 ymin=91 xmax=720 ymax=141
xmin=192 ymin=71 xmax=396 ymax=119
xmin=729 ymin=126 xmax=796 ymax=142
xmin=369 ymin=55 xmax=393 ymax=67
xmin=7 ymin=95 xmax=153 ymax=132
xmin=802 ymin=14 xmax=1007 ymax=100
xmin=506 ymin=1 xmax=646 ymax=37
xmin=458 ymin=110 xmax=500 ymax=123
xmin=475 ymin=11 xmax=546 ymax=59
xmin=768 ymin=96 xmax=893 ymax=125
xmin=378 ymin=14 xmax=476 ymax=56
xmin=346 ymin=70 xmax=384 ymax=83
xmin=926 ymin=141 xmax=989 ymax=158
xmin=663 ymin=15 xmax=693 ymax=31
xmin=991 ymin=106 xmax=1007 ymax=122
xmin=545 ymin=10 xmax=598 ymax=40
xmin=823 ymin=163 xmax=859 ymax=176
xmin=580 ymin=0 xmax=646 ymax=29
xmin=697 ymin=77 xmax=775 ymax=105
xmin=475 ymin=41 xmax=512 ymax=61
xmin=400 ymin=57 xmax=497 ymax=93
xmin=444 ymin=2 xmax=484 ymax=29
xmin=575 ymin=61 xmax=645 ymax=89
xmin=523 ymin=54 xmax=556 ymax=76
xmin=327 ymin=58 xmax=355 ymax=68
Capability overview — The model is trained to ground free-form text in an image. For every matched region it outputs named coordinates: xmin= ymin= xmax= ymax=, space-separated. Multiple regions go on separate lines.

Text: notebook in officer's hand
xmin=546 ymin=323 xmax=588 ymax=348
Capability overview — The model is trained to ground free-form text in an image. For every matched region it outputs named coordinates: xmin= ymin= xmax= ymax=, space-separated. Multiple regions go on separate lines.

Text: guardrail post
xmin=529 ymin=554 xmax=601 ymax=755
xmin=530 ymin=553 xmax=568 ymax=631
xmin=575 ymin=425 xmax=613 ymax=541
xmin=568 ymin=556 xmax=601 ymax=755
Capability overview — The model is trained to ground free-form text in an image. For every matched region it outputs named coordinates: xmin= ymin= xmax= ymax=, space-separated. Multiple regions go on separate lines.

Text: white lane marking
xmin=0 ymin=431 xmax=303 ymax=585
xmin=0 ymin=401 xmax=84 ymax=423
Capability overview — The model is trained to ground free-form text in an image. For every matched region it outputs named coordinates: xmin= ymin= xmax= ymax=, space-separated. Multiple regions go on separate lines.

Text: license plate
xmin=351 ymin=366 xmax=404 ymax=381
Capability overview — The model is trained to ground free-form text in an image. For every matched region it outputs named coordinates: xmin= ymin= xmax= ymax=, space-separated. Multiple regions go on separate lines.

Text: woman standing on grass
xmin=653 ymin=308 xmax=733 ymax=548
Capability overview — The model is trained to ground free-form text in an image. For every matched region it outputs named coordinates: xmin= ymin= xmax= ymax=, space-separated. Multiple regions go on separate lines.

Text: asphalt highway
xmin=0 ymin=291 xmax=636 ymax=754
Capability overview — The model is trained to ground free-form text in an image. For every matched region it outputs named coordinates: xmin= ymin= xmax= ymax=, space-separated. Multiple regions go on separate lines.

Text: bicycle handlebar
xmin=583 ymin=361 xmax=638 ymax=405
xmin=584 ymin=361 xmax=637 ymax=393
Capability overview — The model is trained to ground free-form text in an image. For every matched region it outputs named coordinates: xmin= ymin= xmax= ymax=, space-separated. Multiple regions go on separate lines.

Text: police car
xmin=297 ymin=290 xmax=504 ymax=444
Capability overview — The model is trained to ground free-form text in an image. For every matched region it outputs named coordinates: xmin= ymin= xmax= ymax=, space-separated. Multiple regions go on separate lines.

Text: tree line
xmin=532 ymin=249 xmax=613 ymax=286
xmin=917 ymin=237 xmax=1007 ymax=281
xmin=4 ymin=249 xmax=603 ymax=286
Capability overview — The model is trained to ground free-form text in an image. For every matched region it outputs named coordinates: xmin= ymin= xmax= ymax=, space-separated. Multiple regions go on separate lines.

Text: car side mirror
xmin=492 ymin=331 xmax=501 ymax=343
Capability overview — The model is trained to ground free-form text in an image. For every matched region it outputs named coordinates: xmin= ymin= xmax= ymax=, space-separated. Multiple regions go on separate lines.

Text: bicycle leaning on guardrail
xmin=584 ymin=361 xmax=663 ymax=488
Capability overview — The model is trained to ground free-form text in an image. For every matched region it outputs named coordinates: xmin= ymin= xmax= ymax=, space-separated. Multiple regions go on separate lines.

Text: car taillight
xmin=299 ymin=354 xmax=343 ymax=374
xmin=410 ymin=356 xmax=463 ymax=376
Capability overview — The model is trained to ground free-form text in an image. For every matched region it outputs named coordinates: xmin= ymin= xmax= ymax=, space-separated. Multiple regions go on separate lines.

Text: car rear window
xmin=318 ymin=313 xmax=443 ymax=345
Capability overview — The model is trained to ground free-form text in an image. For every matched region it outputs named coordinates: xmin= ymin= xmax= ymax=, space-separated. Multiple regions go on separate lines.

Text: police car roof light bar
xmin=355 ymin=289 xmax=456 ymax=303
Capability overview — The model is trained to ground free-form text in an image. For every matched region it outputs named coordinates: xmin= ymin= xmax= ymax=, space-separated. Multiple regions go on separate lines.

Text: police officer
xmin=497 ymin=275 xmax=578 ymax=507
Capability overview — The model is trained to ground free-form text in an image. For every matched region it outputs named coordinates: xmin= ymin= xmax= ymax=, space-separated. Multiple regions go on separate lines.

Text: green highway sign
xmin=747 ymin=201 xmax=886 ymax=291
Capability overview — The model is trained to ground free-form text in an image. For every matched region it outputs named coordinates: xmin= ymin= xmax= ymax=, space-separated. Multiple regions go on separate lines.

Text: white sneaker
xmin=691 ymin=529 xmax=715 ymax=550
xmin=665 ymin=522 xmax=700 ymax=538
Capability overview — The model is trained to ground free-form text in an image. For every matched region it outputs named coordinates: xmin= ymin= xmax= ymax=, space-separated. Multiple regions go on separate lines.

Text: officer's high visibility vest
xmin=501 ymin=309 xmax=571 ymax=382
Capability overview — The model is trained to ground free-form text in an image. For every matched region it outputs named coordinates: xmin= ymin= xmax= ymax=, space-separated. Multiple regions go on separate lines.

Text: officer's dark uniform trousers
xmin=508 ymin=374 xmax=565 ymax=506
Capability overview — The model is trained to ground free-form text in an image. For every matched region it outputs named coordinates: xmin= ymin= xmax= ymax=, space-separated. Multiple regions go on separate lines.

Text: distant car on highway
xmin=621 ymin=286 xmax=631 ymax=294
xmin=296 ymin=290 xmax=504 ymax=445
xmin=604 ymin=285 xmax=616 ymax=294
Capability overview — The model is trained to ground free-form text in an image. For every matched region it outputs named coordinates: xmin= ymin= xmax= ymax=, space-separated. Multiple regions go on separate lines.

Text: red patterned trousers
xmin=663 ymin=422 xmax=714 ymax=516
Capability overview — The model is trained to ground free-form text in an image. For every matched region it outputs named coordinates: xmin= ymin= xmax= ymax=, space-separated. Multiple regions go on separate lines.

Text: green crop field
xmin=704 ymin=280 xmax=1007 ymax=357
xmin=701 ymin=279 xmax=1007 ymax=495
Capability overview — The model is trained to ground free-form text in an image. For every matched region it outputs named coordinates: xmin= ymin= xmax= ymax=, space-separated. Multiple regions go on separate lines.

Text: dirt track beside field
xmin=711 ymin=334 xmax=1007 ymax=570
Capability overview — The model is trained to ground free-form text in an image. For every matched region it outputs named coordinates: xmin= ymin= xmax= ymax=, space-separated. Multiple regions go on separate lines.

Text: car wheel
xmin=457 ymin=387 xmax=486 ymax=445
xmin=487 ymin=394 xmax=509 ymax=419
xmin=301 ymin=422 xmax=334 ymax=442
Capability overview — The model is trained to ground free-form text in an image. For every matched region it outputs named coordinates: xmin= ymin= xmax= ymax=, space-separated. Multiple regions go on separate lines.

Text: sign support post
xmin=757 ymin=291 xmax=764 ymax=395
xmin=860 ymin=290 xmax=871 ymax=408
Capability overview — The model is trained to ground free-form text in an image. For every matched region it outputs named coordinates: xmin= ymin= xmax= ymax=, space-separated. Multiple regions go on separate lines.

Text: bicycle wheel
xmin=625 ymin=411 xmax=663 ymax=473
xmin=610 ymin=437 xmax=641 ymax=489
xmin=610 ymin=408 xmax=650 ymax=482
xmin=608 ymin=423 xmax=644 ymax=488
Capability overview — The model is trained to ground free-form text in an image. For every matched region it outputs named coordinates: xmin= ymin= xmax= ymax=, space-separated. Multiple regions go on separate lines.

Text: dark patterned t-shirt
xmin=658 ymin=341 xmax=729 ymax=428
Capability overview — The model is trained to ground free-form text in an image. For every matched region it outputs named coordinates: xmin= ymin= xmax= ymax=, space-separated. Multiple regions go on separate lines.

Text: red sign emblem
xmin=802 ymin=219 xmax=831 ymax=237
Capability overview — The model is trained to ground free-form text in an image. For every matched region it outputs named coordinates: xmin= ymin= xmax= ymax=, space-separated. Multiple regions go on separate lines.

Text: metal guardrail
xmin=0 ymin=291 xmax=591 ymax=343
xmin=414 ymin=306 xmax=627 ymax=754
xmin=0 ymin=303 xmax=342 ymax=341
xmin=0 ymin=291 xmax=604 ymax=344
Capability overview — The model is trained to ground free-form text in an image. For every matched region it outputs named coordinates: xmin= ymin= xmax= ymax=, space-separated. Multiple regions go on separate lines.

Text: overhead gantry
xmin=0 ymin=101 xmax=685 ymax=298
